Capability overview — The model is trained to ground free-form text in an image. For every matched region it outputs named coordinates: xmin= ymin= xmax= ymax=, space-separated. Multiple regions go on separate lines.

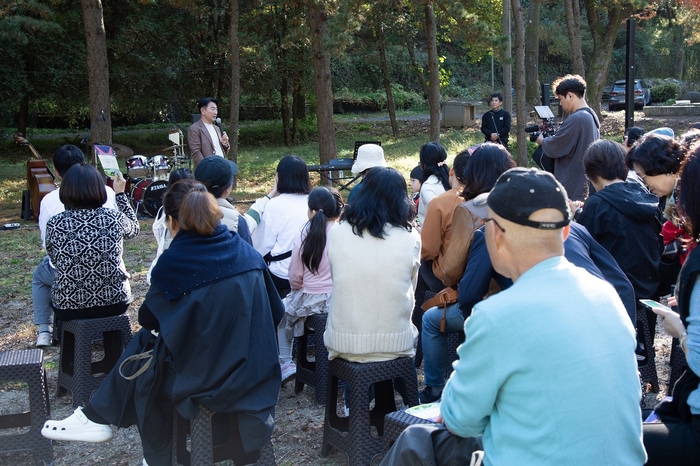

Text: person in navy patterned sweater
xmin=45 ymin=163 xmax=139 ymax=321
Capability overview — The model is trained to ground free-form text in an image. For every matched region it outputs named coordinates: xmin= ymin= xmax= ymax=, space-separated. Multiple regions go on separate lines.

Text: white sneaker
xmin=36 ymin=332 xmax=52 ymax=348
xmin=280 ymin=361 xmax=297 ymax=384
xmin=41 ymin=407 xmax=113 ymax=442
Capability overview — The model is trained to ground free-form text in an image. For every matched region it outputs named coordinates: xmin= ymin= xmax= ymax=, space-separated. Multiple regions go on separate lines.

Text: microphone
xmin=524 ymin=124 xmax=540 ymax=133
xmin=101 ymin=110 xmax=106 ymax=122
xmin=215 ymin=117 xmax=225 ymax=134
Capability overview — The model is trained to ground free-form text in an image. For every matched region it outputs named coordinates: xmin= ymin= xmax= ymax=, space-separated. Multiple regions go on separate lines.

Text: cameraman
xmin=535 ymin=74 xmax=599 ymax=201
xmin=481 ymin=93 xmax=511 ymax=149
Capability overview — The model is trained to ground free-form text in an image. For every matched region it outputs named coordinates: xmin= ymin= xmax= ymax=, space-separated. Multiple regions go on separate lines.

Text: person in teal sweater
xmin=381 ymin=168 xmax=646 ymax=466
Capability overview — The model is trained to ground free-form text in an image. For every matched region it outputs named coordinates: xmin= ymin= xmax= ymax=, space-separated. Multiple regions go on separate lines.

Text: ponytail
xmin=301 ymin=187 xmax=343 ymax=273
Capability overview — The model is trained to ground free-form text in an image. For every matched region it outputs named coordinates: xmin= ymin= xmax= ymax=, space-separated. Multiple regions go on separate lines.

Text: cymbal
xmin=111 ymin=144 xmax=134 ymax=157
xmin=161 ymin=144 xmax=186 ymax=152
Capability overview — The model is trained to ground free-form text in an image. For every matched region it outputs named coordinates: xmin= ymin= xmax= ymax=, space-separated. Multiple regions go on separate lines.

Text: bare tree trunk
xmin=18 ymin=94 xmax=29 ymax=137
xmin=674 ymin=26 xmax=685 ymax=80
xmin=424 ymin=0 xmax=441 ymax=142
xmin=511 ymin=0 xmax=528 ymax=168
xmin=524 ymin=0 xmax=541 ymax=107
xmin=502 ymin=0 xmax=512 ymax=114
xmin=308 ymin=2 xmax=337 ymax=164
xmin=564 ymin=0 xmax=585 ymax=76
xmin=81 ymin=0 xmax=111 ymax=146
xmin=229 ymin=0 xmax=240 ymax=163
xmin=583 ymin=0 xmax=632 ymax=118
xmin=281 ymin=57 xmax=292 ymax=146
xmin=374 ymin=16 xmax=399 ymax=137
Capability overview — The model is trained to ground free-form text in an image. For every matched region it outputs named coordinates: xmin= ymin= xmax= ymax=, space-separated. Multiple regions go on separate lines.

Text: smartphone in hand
xmin=639 ymin=299 xmax=671 ymax=312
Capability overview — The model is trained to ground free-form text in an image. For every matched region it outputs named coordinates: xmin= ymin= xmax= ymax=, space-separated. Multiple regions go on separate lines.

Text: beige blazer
xmin=187 ymin=119 xmax=229 ymax=167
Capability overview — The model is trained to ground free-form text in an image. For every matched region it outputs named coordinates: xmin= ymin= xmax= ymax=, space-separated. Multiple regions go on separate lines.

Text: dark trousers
xmin=380 ymin=423 xmax=483 ymax=466
xmin=412 ymin=261 xmax=447 ymax=333
xmin=643 ymin=415 xmax=700 ymax=465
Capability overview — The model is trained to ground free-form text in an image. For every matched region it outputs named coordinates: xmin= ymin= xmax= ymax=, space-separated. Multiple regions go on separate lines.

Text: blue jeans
xmin=422 ymin=303 xmax=464 ymax=389
xmin=32 ymin=256 xmax=55 ymax=326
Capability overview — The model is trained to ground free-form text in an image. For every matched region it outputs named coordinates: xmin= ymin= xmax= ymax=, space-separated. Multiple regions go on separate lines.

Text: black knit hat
xmin=487 ymin=167 xmax=571 ymax=229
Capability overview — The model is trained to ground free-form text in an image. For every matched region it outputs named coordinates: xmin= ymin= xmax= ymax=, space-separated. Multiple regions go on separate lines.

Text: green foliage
xmin=333 ymin=86 xmax=425 ymax=112
xmin=238 ymin=119 xmax=318 ymax=147
xmin=650 ymin=82 xmax=680 ymax=103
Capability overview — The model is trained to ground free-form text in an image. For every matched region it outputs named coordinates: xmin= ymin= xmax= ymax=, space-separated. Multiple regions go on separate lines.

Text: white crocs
xmin=41 ymin=407 xmax=113 ymax=442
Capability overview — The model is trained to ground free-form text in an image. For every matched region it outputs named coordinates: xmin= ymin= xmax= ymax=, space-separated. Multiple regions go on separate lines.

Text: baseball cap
xmin=194 ymin=156 xmax=238 ymax=191
xmin=487 ymin=167 xmax=571 ymax=229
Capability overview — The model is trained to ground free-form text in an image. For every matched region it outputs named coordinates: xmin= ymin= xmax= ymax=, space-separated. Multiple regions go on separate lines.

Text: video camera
xmin=524 ymin=106 xmax=559 ymax=143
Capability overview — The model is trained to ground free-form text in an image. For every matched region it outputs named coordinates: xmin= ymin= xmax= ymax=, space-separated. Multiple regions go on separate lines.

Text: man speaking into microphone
xmin=187 ymin=97 xmax=230 ymax=168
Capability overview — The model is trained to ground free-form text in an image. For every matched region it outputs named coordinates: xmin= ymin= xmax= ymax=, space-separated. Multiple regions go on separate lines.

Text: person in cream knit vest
xmin=324 ymin=167 xmax=420 ymax=362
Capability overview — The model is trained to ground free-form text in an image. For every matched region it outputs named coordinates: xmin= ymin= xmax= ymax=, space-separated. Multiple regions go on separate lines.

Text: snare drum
xmin=130 ymin=179 xmax=168 ymax=217
xmin=149 ymin=155 xmax=170 ymax=181
xmin=126 ymin=155 xmax=149 ymax=178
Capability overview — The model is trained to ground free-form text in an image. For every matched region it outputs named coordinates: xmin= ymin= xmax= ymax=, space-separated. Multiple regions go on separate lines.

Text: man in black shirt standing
xmin=481 ymin=93 xmax=511 ymax=149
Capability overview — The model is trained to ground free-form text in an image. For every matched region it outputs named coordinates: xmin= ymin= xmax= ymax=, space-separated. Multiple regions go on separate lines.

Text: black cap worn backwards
xmin=487 ymin=167 xmax=571 ymax=230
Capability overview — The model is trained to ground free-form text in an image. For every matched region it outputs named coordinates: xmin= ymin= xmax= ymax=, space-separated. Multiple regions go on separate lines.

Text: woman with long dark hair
xmin=278 ymin=186 xmax=343 ymax=382
xmin=42 ymin=179 xmax=283 ymax=466
xmin=324 ymin=167 xmax=420 ymax=362
xmin=441 ymin=143 xmax=515 ymax=287
xmin=253 ymin=155 xmax=313 ymax=297
xmin=417 ymin=142 xmax=451 ymax=225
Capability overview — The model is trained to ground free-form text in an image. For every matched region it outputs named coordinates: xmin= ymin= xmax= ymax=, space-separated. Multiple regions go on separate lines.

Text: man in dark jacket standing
xmin=480 ymin=93 xmax=511 ymax=149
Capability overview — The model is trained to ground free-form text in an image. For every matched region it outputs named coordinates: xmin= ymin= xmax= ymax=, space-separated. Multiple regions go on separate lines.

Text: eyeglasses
xmin=482 ymin=217 xmax=506 ymax=233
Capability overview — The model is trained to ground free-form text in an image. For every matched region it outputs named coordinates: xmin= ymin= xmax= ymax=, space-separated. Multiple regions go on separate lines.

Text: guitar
xmin=13 ymin=133 xmax=57 ymax=221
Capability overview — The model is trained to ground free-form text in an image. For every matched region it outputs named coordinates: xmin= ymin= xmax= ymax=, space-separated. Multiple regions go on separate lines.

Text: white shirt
xmin=204 ymin=122 xmax=225 ymax=157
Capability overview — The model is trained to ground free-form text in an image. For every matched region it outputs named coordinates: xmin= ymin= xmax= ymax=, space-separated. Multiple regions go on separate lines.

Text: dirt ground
xmin=0 ymin=110 xmax=694 ymax=465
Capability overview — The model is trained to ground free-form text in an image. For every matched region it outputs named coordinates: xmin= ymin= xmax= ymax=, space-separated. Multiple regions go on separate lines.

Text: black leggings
xmin=643 ymin=415 xmax=700 ymax=465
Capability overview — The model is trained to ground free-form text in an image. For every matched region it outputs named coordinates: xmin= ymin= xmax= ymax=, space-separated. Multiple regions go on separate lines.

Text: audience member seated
xmin=441 ymin=143 xmax=515 ymax=287
xmin=324 ymin=167 xmax=419 ymax=363
xmin=643 ymin=143 xmax=700 ymax=466
xmin=194 ymin=155 xmax=252 ymax=243
xmin=278 ymin=186 xmax=343 ymax=383
xmin=45 ymin=163 xmax=139 ymax=323
xmin=409 ymin=165 xmax=423 ymax=214
xmin=253 ymin=155 xmax=313 ymax=297
xmin=147 ymin=168 xmax=194 ymax=284
xmin=578 ymin=139 xmax=661 ymax=305
xmin=42 ymin=180 xmax=283 ymax=466
xmin=346 ymin=144 xmax=387 ymax=203
xmin=416 ymin=142 xmax=451 ymax=226
xmin=382 ymin=168 xmax=646 ymax=466
xmin=32 ymin=145 xmax=119 ymax=347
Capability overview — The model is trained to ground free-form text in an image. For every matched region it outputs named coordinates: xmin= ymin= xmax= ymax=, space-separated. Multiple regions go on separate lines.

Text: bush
xmin=238 ymin=119 xmax=318 ymax=147
xmin=650 ymin=82 xmax=680 ymax=103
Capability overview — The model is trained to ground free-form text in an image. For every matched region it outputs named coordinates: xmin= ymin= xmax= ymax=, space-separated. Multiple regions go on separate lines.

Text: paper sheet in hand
xmin=95 ymin=145 xmax=120 ymax=178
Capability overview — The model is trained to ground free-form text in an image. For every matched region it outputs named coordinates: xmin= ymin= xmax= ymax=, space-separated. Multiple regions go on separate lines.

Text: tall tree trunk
xmin=524 ymin=0 xmax=541 ymax=107
xmin=229 ymin=0 xmax=240 ymax=163
xmin=511 ymin=0 xmax=528 ymax=168
xmin=281 ymin=57 xmax=292 ymax=146
xmin=375 ymin=16 xmax=399 ymax=137
xmin=81 ymin=0 xmax=112 ymax=146
xmin=583 ymin=0 xmax=633 ymax=118
xmin=502 ymin=0 xmax=512 ymax=114
xmin=564 ymin=0 xmax=585 ymax=76
xmin=308 ymin=2 xmax=336 ymax=164
xmin=674 ymin=25 xmax=685 ymax=80
xmin=424 ymin=0 xmax=440 ymax=142
xmin=403 ymin=27 xmax=429 ymax=98
xmin=18 ymin=94 xmax=29 ymax=137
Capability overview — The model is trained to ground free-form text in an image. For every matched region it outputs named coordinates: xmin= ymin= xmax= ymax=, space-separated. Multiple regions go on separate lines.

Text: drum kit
xmin=108 ymin=129 xmax=191 ymax=217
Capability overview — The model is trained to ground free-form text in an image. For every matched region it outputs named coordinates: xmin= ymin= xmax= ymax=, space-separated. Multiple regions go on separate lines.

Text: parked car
xmin=608 ymin=79 xmax=651 ymax=111
xmin=602 ymin=85 xmax=612 ymax=102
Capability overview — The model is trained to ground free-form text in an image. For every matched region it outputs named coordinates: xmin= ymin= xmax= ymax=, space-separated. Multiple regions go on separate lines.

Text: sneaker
xmin=36 ymin=332 xmax=52 ymax=348
xmin=419 ymin=386 xmax=442 ymax=404
xmin=280 ymin=361 xmax=296 ymax=384
xmin=41 ymin=407 xmax=113 ymax=442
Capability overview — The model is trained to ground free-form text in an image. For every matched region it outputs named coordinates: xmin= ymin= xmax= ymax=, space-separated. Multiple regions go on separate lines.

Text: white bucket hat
xmin=351 ymin=144 xmax=387 ymax=175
